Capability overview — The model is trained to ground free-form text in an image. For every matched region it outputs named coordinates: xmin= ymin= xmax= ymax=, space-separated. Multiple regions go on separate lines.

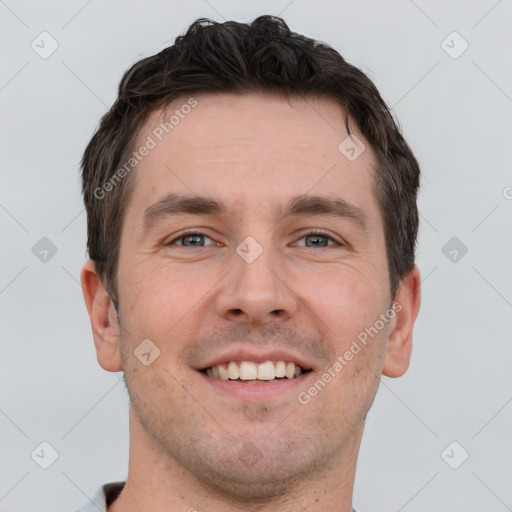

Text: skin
xmin=81 ymin=92 xmax=421 ymax=512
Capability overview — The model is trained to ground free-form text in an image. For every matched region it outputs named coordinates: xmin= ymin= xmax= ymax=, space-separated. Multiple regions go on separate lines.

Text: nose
xmin=215 ymin=241 xmax=298 ymax=326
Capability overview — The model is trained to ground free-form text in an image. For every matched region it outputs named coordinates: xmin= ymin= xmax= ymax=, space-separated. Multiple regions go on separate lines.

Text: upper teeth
xmin=205 ymin=361 xmax=304 ymax=381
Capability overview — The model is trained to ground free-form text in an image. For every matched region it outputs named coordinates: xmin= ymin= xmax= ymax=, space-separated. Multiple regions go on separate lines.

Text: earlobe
xmin=382 ymin=266 xmax=421 ymax=378
xmin=80 ymin=260 xmax=123 ymax=372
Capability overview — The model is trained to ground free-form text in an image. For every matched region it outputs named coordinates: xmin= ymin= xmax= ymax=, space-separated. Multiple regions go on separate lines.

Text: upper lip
xmin=196 ymin=346 xmax=314 ymax=371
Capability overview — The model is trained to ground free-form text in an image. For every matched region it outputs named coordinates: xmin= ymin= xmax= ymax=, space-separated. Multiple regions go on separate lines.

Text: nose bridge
xmin=216 ymin=234 xmax=297 ymax=324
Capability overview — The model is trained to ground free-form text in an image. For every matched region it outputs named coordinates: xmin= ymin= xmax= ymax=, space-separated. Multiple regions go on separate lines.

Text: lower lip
xmin=198 ymin=371 xmax=313 ymax=401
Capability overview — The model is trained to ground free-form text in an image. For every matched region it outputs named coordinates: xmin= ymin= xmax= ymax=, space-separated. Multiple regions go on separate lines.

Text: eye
xmin=295 ymin=231 xmax=338 ymax=248
xmin=167 ymin=231 xmax=216 ymax=247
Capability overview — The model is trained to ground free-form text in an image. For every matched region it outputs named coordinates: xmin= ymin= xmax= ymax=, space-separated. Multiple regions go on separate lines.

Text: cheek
xmin=119 ymin=260 xmax=202 ymax=328
xmin=295 ymin=263 xmax=387 ymax=340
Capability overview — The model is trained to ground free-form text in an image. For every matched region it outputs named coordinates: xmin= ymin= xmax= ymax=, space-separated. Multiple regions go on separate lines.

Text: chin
xmin=168 ymin=429 xmax=339 ymax=501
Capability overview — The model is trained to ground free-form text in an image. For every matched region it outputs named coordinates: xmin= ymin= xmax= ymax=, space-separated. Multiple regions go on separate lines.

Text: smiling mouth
xmin=200 ymin=360 xmax=312 ymax=382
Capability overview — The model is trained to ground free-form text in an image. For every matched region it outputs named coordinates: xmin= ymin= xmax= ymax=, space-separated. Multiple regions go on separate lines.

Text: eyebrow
xmin=141 ymin=192 xmax=369 ymax=235
xmin=278 ymin=194 xmax=369 ymax=231
xmin=142 ymin=193 xmax=225 ymax=234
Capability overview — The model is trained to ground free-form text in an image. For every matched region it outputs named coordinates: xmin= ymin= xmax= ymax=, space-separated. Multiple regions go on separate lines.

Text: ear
xmin=382 ymin=265 xmax=421 ymax=378
xmin=80 ymin=260 xmax=123 ymax=372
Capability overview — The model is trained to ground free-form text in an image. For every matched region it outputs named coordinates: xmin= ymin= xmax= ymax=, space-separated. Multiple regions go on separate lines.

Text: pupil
xmin=306 ymin=235 xmax=327 ymax=247
xmin=184 ymin=234 xmax=204 ymax=246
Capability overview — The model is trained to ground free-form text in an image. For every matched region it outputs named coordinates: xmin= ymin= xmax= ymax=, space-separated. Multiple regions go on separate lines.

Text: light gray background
xmin=1 ymin=1 xmax=511 ymax=511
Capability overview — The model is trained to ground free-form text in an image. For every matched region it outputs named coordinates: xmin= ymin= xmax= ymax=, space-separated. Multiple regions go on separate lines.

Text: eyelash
xmin=166 ymin=229 xmax=341 ymax=248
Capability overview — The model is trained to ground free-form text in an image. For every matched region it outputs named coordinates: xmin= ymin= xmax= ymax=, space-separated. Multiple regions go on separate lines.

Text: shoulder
xmin=72 ymin=481 xmax=126 ymax=512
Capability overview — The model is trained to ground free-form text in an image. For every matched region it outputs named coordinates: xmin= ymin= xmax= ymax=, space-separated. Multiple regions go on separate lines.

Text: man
xmin=76 ymin=15 xmax=421 ymax=512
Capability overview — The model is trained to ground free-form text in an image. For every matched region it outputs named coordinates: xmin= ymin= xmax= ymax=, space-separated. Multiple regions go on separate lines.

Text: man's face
xmin=115 ymin=93 xmax=397 ymax=494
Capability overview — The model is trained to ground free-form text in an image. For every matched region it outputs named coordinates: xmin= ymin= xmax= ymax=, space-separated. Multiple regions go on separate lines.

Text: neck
xmin=109 ymin=407 xmax=362 ymax=512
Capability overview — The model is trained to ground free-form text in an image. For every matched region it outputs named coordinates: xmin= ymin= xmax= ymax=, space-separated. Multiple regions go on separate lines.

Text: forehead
xmin=143 ymin=92 xmax=362 ymax=162
xmin=127 ymin=92 xmax=381 ymax=230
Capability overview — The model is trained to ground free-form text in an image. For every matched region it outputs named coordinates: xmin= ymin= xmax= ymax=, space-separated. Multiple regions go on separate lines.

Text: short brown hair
xmin=82 ymin=15 xmax=420 ymax=306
